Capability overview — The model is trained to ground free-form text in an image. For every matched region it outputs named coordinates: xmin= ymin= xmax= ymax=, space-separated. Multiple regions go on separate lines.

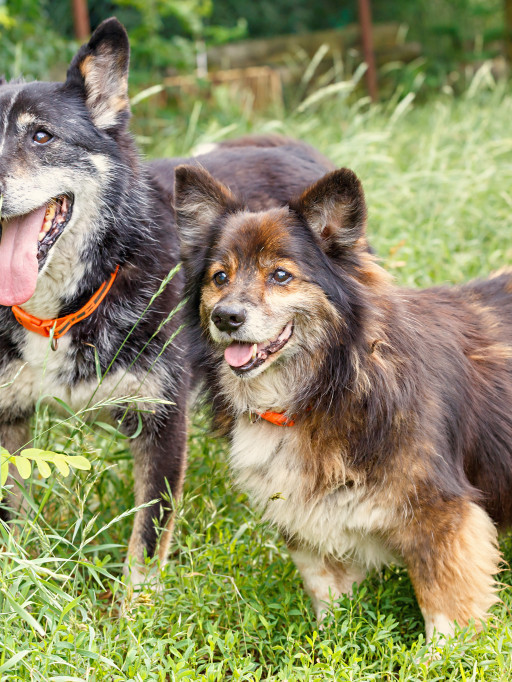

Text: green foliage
xmin=0 ymin=447 xmax=90 ymax=500
xmin=209 ymin=0 xmax=506 ymax=78
xmin=0 ymin=0 xmax=246 ymax=81
xmin=373 ymin=0 xmax=505 ymax=89
xmin=0 ymin=0 xmax=77 ymax=81
xmin=114 ymin=0 xmax=203 ymax=72
xmin=209 ymin=0 xmax=354 ymax=38
xmin=0 ymin=0 xmax=507 ymax=89
xmin=375 ymin=0 xmax=504 ymax=50
xmin=115 ymin=0 xmax=213 ymax=38
xmin=111 ymin=0 xmax=246 ymax=76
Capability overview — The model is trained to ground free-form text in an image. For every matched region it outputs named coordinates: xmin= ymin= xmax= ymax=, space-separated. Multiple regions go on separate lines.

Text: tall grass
xmin=1 ymin=70 xmax=512 ymax=680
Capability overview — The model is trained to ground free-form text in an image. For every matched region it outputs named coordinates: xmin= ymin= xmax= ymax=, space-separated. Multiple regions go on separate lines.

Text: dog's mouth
xmin=224 ymin=320 xmax=294 ymax=374
xmin=0 ymin=195 xmax=74 ymax=307
xmin=36 ymin=196 xmax=73 ymax=266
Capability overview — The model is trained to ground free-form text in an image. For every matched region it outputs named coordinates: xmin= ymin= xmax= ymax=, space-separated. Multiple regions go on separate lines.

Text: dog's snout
xmin=212 ymin=305 xmax=247 ymax=333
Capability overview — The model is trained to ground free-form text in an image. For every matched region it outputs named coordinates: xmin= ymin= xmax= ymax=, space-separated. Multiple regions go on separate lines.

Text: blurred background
xmin=0 ymin=0 xmax=509 ymax=100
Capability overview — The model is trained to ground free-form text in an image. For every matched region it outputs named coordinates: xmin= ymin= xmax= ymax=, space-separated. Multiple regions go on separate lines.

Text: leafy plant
xmin=114 ymin=0 xmax=246 ymax=76
xmin=0 ymin=0 xmax=77 ymax=81
xmin=0 ymin=447 xmax=90 ymax=501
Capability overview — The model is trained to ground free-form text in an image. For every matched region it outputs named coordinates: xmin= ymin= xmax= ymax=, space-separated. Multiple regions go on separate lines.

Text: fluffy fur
xmin=174 ymin=164 xmax=510 ymax=641
xmin=0 ymin=19 xmax=334 ymax=587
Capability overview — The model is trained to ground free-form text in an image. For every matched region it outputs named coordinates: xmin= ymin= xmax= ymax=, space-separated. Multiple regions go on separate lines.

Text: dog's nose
xmin=212 ymin=305 xmax=246 ymax=333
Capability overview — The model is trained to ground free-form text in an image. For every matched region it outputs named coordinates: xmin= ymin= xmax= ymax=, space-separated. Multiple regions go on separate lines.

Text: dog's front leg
xmin=399 ymin=499 xmax=501 ymax=642
xmin=123 ymin=403 xmax=188 ymax=591
xmin=0 ymin=420 xmax=31 ymax=522
xmin=287 ymin=542 xmax=366 ymax=621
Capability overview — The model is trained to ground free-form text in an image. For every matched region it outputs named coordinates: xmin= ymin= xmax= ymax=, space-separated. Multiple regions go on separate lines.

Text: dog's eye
xmin=213 ymin=271 xmax=228 ymax=286
xmin=271 ymin=269 xmax=292 ymax=284
xmin=33 ymin=130 xmax=53 ymax=145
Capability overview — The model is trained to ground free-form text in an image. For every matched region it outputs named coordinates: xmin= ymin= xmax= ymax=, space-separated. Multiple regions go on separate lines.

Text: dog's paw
xmin=118 ymin=558 xmax=163 ymax=617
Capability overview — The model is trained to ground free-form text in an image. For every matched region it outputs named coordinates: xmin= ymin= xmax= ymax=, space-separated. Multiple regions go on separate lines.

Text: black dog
xmin=0 ymin=18 xmax=335 ymax=587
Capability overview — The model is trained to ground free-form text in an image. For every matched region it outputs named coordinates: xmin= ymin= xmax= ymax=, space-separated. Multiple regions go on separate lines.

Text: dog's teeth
xmin=252 ymin=343 xmax=257 ymax=359
xmin=38 ymin=230 xmax=45 ymax=241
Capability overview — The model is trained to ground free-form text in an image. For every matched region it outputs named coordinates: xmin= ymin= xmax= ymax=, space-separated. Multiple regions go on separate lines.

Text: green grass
xmin=2 ymin=75 xmax=512 ymax=680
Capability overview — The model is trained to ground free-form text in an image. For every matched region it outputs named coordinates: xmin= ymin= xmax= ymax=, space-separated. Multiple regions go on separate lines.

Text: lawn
xmin=1 ymin=74 xmax=512 ymax=680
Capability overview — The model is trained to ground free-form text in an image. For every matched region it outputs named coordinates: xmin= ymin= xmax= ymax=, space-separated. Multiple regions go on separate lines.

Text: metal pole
xmin=71 ymin=0 xmax=90 ymax=41
xmin=358 ymin=0 xmax=378 ymax=102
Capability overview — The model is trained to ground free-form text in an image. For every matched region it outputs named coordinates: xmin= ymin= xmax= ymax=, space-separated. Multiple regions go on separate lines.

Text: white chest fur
xmin=230 ymin=416 xmax=396 ymax=570
xmin=0 ymin=332 xmax=160 ymax=421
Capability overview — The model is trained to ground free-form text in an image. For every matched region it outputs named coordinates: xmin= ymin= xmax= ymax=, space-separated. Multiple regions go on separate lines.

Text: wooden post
xmin=358 ymin=0 xmax=378 ymax=102
xmin=71 ymin=0 xmax=90 ymax=41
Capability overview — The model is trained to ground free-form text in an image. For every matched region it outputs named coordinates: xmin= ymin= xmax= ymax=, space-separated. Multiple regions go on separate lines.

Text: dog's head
xmin=175 ymin=164 xmax=372 ymax=382
xmin=0 ymin=18 xmax=132 ymax=307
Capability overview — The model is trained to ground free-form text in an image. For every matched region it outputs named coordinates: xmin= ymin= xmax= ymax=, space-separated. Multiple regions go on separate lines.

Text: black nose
xmin=212 ymin=305 xmax=246 ymax=333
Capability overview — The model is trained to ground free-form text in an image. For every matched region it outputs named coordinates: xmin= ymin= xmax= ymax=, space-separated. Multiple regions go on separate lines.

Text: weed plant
xmin=1 ymin=68 xmax=512 ymax=680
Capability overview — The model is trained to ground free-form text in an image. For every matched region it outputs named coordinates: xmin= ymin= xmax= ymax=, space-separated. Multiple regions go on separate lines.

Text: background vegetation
xmin=0 ymin=0 xmax=507 ymax=84
xmin=1 ymin=0 xmax=512 ymax=679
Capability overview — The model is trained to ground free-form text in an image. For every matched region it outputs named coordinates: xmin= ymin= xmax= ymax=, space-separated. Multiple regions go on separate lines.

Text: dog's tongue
xmin=0 ymin=206 xmax=46 ymax=306
xmin=224 ymin=342 xmax=254 ymax=368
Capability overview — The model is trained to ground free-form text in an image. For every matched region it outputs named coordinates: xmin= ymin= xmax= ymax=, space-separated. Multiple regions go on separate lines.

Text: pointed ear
xmin=292 ymin=168 xmax=367 ymax=251
xmin=174 ymin=165 xmax=237 ymax=259
xmin=65 ymin=17 xmax=130 ymax=130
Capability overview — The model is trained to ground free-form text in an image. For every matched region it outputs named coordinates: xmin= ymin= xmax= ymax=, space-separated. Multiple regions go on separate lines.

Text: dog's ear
xmin=65 ymin=17 xmax=130 ymax=130
xmin=293 ymin=168 xmax=367 ymax=251
xmin=174 ymin=165 xmax=237 ymax=258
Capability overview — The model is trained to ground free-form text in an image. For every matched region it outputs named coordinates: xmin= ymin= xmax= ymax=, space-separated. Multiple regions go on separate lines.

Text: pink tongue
xmin=224 ymin=342 xmax=255 ymax=368
xmin=0 ymin=205 xmax=47 ymax=306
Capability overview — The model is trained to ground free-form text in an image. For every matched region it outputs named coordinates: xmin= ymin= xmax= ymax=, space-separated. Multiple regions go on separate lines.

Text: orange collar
xmin=252 ymin=410 xmax=296 ymax=427
xmin=11 ymin=265 xmax=120 ymax=345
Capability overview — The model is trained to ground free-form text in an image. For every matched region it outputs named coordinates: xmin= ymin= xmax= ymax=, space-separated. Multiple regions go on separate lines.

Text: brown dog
xmin=173 ymin=163 xmax=510 ymax=641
